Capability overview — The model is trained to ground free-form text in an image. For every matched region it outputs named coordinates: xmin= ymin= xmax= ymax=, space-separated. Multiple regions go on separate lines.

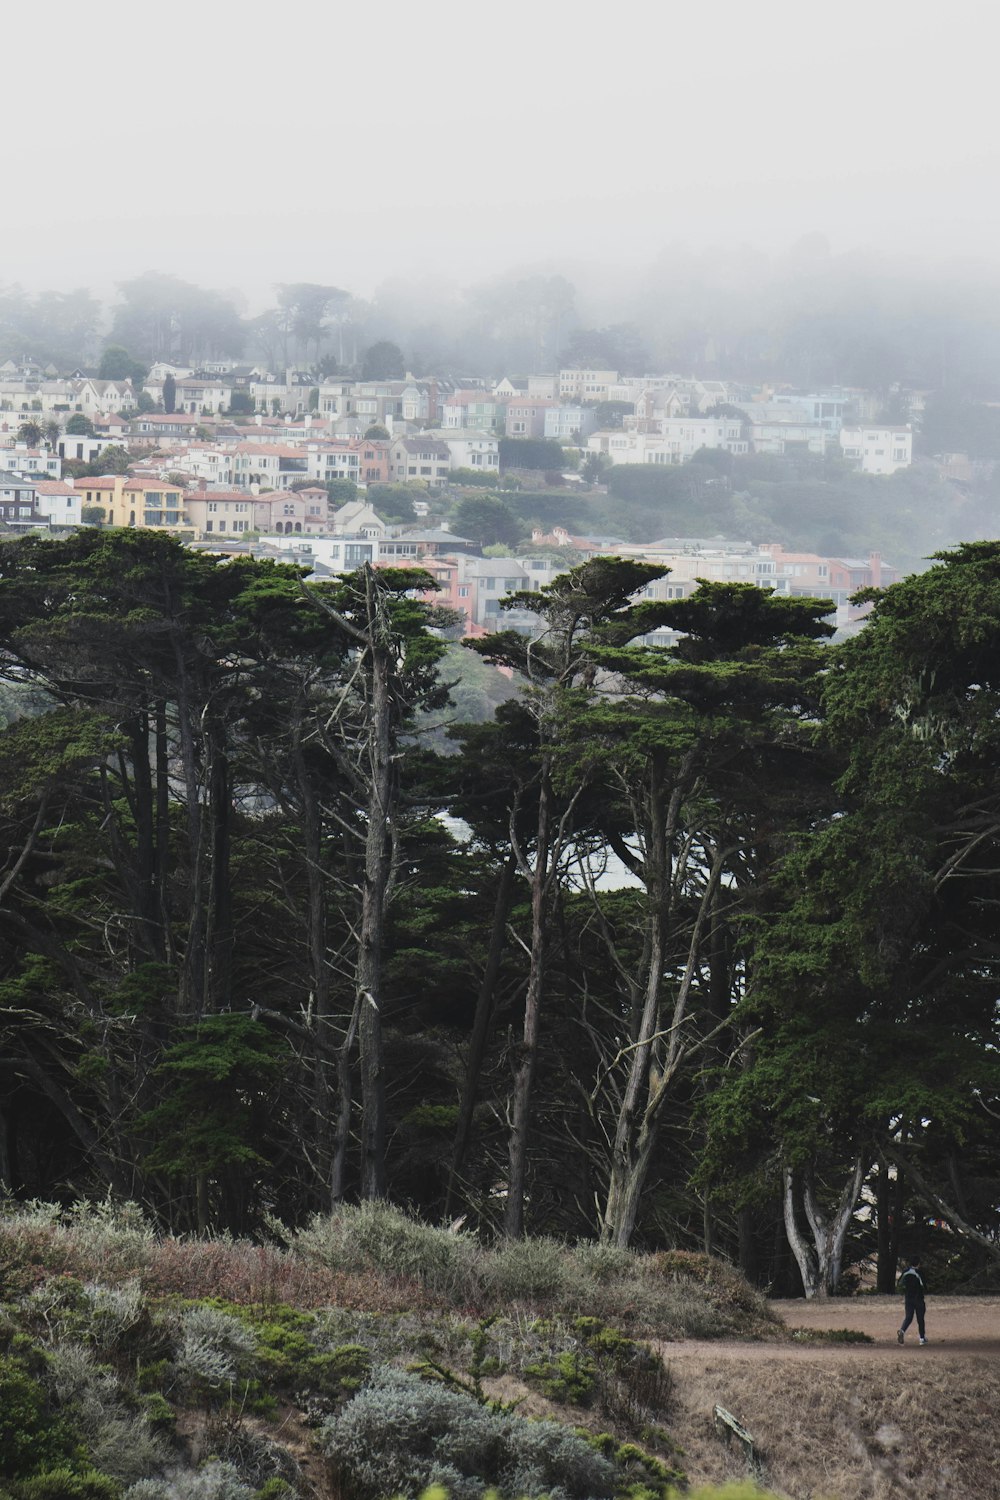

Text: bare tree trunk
xmin=330 ymin=996 xmax=360 ymax=1206
xmin=783 ymin=1156 xmax=867 ymax=1297
xmin=446 ymin=850 xmax=518 ymax=1217
xmin=356 ymin=582 xmax=395 ymax=1201
xmin=601 ymin=833 xmax=727 ymax=1248
xmin=504 ymin=774 xmax=552 ymax=1238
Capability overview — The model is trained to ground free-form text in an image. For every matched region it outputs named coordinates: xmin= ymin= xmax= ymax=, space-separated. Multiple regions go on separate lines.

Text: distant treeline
xmin=6 ymin=246 xmax=1000 ymax=391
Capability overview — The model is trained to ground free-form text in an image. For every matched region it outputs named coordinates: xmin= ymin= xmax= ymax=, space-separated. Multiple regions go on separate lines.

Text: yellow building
xmin=78 ymin=476 xmax=193 ymax=533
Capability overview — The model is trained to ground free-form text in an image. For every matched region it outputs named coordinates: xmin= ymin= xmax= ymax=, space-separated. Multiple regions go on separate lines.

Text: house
xmin=58 ymin=433 xmax=113 ymax=464
xmin=388 ymin=437 xmax=452 ymax=486
xmin=839 ymin=425 xmax=912 ymax=475
xmin=147 ymin=362 xmax=193 ymax=382
xmin=450 ymin=556 xmax=531 ymax=627
xmin=183 ymin=489 xmax=255 ymax=539
xmin=441 ymin=391 xmax=504 ymax=432
xmin=749 ymin=420 xmax=828 ymax=457
xmin=429 ymin=429 xmax=499 ymax=475
xmin=526 ymin=374 xmax=558 ymax=398
xmin=231 ymin=444 xmax=309 ymax=490
xmin=377 ymin=528 xmax=475 ymax=563
xmin=75 ymin=475 xmax=191 ymax=531
xmin=543 ymin=405 xmax=596 ymax=441
xmin=0 ymin=445 xmax=62 ymax=479
xmin=331 ymin=501 xmax=386 ymax=537
xmin=0 ymin=476 xmax=47 ymax=529
xmin=33 ymin=479 xmax=81 ymax=528
xmin=130 ymin=413 xmax=206 ymax=442
xmin=558 ymin=368 xmax=618 ymax=402
xmin=505 ymin=399 xmax=553 ymax=439
xmin=252 ymin=490 xmax=328 ymax=536
xmin=73 ymin=380 xmax=138 ymax=417
xmin=172 ymin=377 xmax=233 ymax=415
xmin=587 ymin=418 xmax=747 ymax=466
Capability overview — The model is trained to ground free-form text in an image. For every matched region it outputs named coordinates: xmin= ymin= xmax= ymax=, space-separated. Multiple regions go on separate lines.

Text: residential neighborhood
xmin=0 ymin=353 xmax=928 ymax=633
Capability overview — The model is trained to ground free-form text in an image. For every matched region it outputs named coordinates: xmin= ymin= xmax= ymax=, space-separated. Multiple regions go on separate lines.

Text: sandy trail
xmin=660 ymin=1294 xmax=1000 ymax=1362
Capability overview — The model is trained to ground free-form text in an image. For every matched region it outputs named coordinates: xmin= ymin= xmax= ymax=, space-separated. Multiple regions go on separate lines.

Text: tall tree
xmin=469 ymin=557 xmax=664 ymax=1236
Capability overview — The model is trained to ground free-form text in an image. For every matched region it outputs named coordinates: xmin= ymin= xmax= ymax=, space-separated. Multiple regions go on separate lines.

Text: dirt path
xmin=655 ymin=1297 xmax=1000 ymax=1497
xmin=659 ymin=1294 xmax=1000 ymax=1362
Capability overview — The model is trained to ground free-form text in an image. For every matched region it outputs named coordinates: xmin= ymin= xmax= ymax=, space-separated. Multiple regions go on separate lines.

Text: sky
xmin=8 ymin=0 xmax=1000 ymax=308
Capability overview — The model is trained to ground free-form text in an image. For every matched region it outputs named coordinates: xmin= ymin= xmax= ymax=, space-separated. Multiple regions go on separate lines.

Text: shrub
xmin=45 ymin=1342 xmax=168 ymax=1484
xmin=290 ymin=1202 xmax=481 ymax=1302
xmin=0 ymin=1352 xmax=71 ymax=1479
xmin=12 ymin=1470 xmax=119 ymax=1500
xmin=321 ymin=1366 xmax=616 ymax=1500
xmin=479 ymin=1237 xmax=574 ymax=1305
xmin=172 ymin=1306 xmax=256 ymax=1390
xmin=123 ymin=1461 xmax=256 ymax=1500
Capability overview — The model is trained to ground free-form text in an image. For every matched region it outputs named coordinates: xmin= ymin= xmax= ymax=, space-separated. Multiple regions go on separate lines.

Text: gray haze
xmin=9 ymin=0 xmax=999 ymax=304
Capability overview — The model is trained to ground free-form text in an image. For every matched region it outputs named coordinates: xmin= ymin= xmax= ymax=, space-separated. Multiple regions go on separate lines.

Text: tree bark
xmin=504 ymin=771 xmax=552 ymax=1238
xmin=783 ymin=1155 xmax=867 ymax=1297
xmin=446 ymin=850 xmax=518 ymax=1218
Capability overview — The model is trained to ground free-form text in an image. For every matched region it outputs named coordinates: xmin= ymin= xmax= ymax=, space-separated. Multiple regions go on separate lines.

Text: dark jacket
xmin=899 ymin=1265 xmax=926 ymax=1301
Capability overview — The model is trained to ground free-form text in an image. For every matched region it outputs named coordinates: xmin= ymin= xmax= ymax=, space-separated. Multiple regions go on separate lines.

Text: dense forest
xmin=1 ymin=531 xmax=999 ymax=1300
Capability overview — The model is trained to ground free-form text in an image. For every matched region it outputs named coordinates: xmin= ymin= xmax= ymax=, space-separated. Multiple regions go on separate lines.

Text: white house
xmin=839 ymin=425 xmax=913 ymax=475
xmin=588 ymin=418 xmax=747 ymax=466
xmin=558 ymin=368 xmax=618 ymax=402
xmin=34 ymin=479 xmax=81 ymax=527
xmin=0 ymin=445 xmax=62 ymax=478
xmin=431 ymin=429 xmax=499 ymax=474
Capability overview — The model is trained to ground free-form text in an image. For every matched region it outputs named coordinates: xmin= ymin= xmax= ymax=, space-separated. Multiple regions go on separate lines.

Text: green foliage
xmin=141 ymin=1017 xmax=286 ymax=1179
xmin=10 ymin=1470 xmax=120 ymax=1500
xmin=99 ymin=345 xmax=146 ymax=383
xmin=88 ymin=445 xmax=130 ymax=476
xmin=499 ymin=436 xmax=565 ymax=471
xmin=324 ymin=477 xmax=358 ymax=503
xmin=361 ymin=341 xmax=405 ymax=380
xmin=371 ymin=482 xmax=420 ymax=523
xmin=447 ymin=466 xmax=498 ymax=488
xmin=321 ymin=1366 xmax=618 ymax=1500
xmin=0 ymin=1353 xmax=73 ymax=1480
xmin=453 ymin=495 xmax=521 ymax=548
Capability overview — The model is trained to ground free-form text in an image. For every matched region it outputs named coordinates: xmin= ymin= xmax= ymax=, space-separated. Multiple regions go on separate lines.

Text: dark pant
xmin=901 ymin=1295 xmax=926 ymax=1338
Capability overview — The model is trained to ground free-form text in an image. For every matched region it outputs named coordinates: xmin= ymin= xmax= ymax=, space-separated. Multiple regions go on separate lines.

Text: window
xmin=458 ymin=586 xmax=469 ymax=597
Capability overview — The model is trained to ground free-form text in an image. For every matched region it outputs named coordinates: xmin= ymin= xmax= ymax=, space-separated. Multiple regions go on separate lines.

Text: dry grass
xmin=670 ymin=1352 xmax=1000 ymax=1499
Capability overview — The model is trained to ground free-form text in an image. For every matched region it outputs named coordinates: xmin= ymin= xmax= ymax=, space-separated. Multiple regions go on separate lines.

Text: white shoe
xmin=919 ymin=1337 xmax=929 ymax=1345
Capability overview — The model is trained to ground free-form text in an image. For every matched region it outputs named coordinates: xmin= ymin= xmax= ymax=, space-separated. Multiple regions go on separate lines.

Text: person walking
xmin=897 ymin=1257 xmax=928 ymax=1345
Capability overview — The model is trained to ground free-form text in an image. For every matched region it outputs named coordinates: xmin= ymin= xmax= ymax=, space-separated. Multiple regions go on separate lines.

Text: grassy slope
xmin=3 ymin=1201 xmax=997 ymax=1498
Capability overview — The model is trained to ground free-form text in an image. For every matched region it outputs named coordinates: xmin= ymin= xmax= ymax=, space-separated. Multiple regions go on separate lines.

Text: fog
xmin=9 ymin=0 xmax=999 ymax=301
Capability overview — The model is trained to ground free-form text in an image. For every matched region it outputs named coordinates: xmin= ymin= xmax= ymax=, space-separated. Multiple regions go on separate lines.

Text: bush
xmin=44 ymin=1342 xmax=168 ymax=1484
xmin=124 ymin=1461 xmax=255 ymax=1500
xmin=172 ymin=1306 xmax=256 ymax=1390
xmin=479 ymin=1237 xmax=575 ymax=1304
xmin=290 ymin=1202 xmax=481 ymax=1302
xmin=321 ymin=1366 xmax=616 ymax=1500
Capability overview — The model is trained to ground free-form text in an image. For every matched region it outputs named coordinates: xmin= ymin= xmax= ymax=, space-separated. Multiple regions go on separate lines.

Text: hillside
xmin=2 ymin=1201 xmax=998 ymax=1500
